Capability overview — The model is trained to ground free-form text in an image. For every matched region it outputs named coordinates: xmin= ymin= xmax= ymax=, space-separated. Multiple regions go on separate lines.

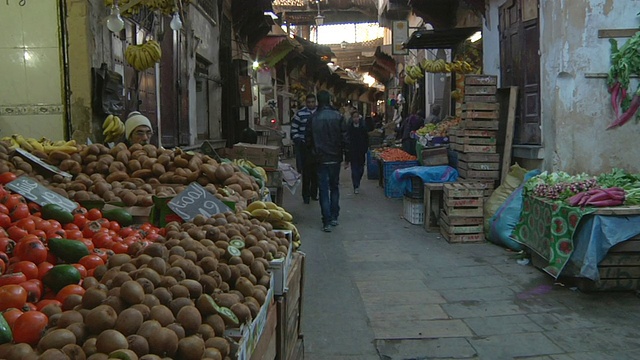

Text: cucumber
xmin=48 ymin=238 xmax=90 ymax=263
xmin=0 ymin=313 xmax=12 ymax=344
xmin=41 ymin=204 xmax=74 ymax=224
xmin=102 ymin=208 xmax=134 ymax=227
xmin=42 ymin=265 xmax=81 ymax=293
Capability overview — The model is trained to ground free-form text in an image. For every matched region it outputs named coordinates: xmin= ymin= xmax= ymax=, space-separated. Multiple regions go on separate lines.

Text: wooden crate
xmin=423 ymin=183 xmax=445 ymax=232
xmin=455 ymin=144 xmax=496 ymax=153
xmin=443 ymin=183 xmax=485 ymax=198
xmin=464 ymin=75 xmax=498 ymax=86
xmin=461 ymin=110 xmax=499 ymax=120
xmin=442 ymin=183 xmax=484 ymax=217
xmin=456 ymin=136 xmax=497 ymax=145
xmin=276 ymin=253 xmax=305 ymax=360
xmin=440 ymin=211 xmax=485 ymax=244
xmin=464 ymin=95 xmax=497 ymax=103
xmin=464 ymin=85 xmax=497 ymax=95
xmin=458 ymin=160 xmax=500 ymax=171
xmin=461 ymin=119 xmax=500 ymax=130
xmin=458 ymin=167 xmax=501 ymax=180
xmin=575 ymin=236 xmax=640 ymax=292
xmin=459 ymin=152 xmax=500 ymax=163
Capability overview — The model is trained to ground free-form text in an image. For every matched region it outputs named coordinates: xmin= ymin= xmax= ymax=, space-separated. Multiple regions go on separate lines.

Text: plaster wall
xmin=0 ymin=1 xmax=65 ymax=140
xmin=188 ymin=5 xmax=223 ymax=144
xmin=482 ymin=0 xmax=507 ymax=83
xmin=541 ymin=0 xmax=640 ymax=174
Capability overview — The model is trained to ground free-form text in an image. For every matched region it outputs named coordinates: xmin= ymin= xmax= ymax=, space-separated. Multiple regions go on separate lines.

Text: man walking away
xmin=291 ymin=94 xmax=318 ymax=204
xmin=347 ymin=111 xmax=369 ymax=194
xmin=306 ymin=90 xmax=350 ymax=232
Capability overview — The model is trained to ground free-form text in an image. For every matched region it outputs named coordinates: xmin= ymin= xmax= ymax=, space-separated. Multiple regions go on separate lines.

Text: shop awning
xmin=403 ymin=27 xmax=480 ymax=49
xmin=253 ymin=24 xmax=303 ymax=67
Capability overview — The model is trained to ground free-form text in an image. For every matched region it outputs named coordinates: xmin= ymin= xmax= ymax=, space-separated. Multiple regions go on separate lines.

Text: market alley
xmin=285 ymin=169 xmax=640 ymax=360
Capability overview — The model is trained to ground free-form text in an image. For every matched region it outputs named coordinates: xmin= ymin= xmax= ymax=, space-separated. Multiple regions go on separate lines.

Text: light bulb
xmin=170 ymin=12 xmax=183 ymax=31
xmin=106 ymin=5 xmax=125 ymax=33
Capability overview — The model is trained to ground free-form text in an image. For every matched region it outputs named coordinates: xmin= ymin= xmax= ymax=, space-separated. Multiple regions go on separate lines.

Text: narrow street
xmin=283 ymin=169 xmax=640 ymax=360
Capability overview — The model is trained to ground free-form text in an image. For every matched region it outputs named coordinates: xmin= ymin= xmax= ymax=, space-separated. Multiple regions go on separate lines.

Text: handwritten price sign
xmin=6 ymin=176 xmax=77 ymax=212
xmin=167 ymin=182 xmax=231 ymax=222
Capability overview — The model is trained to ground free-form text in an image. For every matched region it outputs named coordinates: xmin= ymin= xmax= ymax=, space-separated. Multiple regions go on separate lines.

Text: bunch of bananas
xmin=125 ymin=40 xmax=162 ymax=72
xmin=451 ymin=89 xmax=464 ymax=101
xmin=231 ymin=158 xmax=268 ymax=189
xmin=419 ymin=59 xmax=475 ymax=74
xmin=102 ymin=114 xmax=125 ymax=143
xmin=104 ymin=0 xmax=183 ymax=16
xmin=244 ymin=201 xmax=301 ymax=248
xmin=1 ymin=135 xmax=79 ymax=154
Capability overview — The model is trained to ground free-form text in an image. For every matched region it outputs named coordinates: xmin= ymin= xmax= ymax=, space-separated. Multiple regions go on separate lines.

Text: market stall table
xmin=513 ymin=195 xmax=640 ymax=291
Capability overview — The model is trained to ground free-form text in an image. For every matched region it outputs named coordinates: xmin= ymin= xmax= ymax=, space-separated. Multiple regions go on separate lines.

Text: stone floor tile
xmin=439 ymin=286 xmax=517 ymax=302
xmin=545 ymin=327 xmax=640 ymax=353
xmin=526 ymin=312 xmax=601 ymax=331
xmin=361 ymin=291 xmax=447 ymax=306
xmin=464 ymin=314 xmax=544 ymax=336
xmin=375 ymin=338 xmax=477 ymax=359
xmin=469 ymin=332 xmax=563 ymax=359
xmin=350 ymin=269 xmax=428 ymax=282
xmin=356 ymin=279 xmax=431 ymax=293
xmin=442 ymin=300 xmax=525 ymax=318
xmin=364 ymin=303 xmax=449 ymax=321
xmin=371 ymin=319 xmax=474 ymax=339
xmin=425 ymin=274 xmax=511 ymax=290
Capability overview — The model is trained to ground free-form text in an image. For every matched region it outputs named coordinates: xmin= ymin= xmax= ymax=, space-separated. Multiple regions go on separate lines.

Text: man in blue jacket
xmin=291 ymin=94 xmax=318 ymax=204
xmin=306 ymin=90 xmax=350 ymax=232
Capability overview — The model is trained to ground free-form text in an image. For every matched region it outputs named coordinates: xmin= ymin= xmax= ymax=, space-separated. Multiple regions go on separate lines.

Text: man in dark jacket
xmin=347 ymin=111 xmax=369 ymax=194
xmin=290 ymin=94 xmax=318 ymax=203
xmin=305 ymin=90 xmax=350 ymax=232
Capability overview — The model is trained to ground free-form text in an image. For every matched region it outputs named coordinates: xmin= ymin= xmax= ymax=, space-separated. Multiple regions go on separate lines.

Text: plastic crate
xmin=405 ymin=176 xmax=424 ymax=199
xmin=403 ymin=196 xmax=424 ymax=225
xmin=366 ymin=150 xmax=379 ymax=180
xmin=382 ymin=160 xmax=419 ymax=198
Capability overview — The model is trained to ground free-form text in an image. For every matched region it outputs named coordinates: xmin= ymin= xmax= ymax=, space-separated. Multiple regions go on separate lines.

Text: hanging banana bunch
xmin=125 ymin=40 xmax=162 ymax=71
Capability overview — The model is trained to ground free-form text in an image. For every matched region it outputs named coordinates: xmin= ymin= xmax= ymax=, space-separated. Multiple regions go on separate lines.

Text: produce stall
xmin=0 ymin=137 xmax=304 ymax=359
xmin=513 ymin=169 xmax=640 ymax=291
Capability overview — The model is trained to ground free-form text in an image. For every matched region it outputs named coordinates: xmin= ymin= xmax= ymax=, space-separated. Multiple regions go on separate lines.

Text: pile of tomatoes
xmin=0 ymin=182 xmax=163 ymax=344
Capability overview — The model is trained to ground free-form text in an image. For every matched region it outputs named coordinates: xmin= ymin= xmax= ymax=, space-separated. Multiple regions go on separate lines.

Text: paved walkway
xmin=282 ymin=167 xmax=640 ymax=360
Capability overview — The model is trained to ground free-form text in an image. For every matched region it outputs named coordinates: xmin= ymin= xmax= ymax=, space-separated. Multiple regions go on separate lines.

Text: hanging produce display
xmin=125 ymin=40 xmax=163 ymax=72
xmin=606 ymin=29 xmax=640 ymax=129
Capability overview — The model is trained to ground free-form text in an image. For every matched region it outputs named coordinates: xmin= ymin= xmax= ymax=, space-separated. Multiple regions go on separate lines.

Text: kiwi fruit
xmin=120 ymin=280 xmax=145 ymax=305
xmin=176 ymin=306 xmax=202 ymax=335
xmin=197 ymin=324 xmax=215 ymax=340
xmin=65 ymin=322 xmax=87 ymax=345
xmin=63 ymin=294 xmax=84 ymax=311
xmin=146 ymin=257 xmax=167 ymax=275
xmin=235 ymin=277 xmax=255 ymax=298
xmin=86 ymin=354 xmax=108 ymax=360
xmin=149 ymin=305 xmax=175 ymax=327
xmin=136 ymin=278 xmax=155 ymax=294
xmin=166 ymin=323 xmax=186 ymax=340
xmin=152 ymin=287 xmax=173 ymax=306
xmin=36 ymin=348 xmax=68 ymax=360
xmin=61 ymin=343 xmax=85 ymax=360
xmin=82 ymin=337 xmax=98 ymax=356
xmin=179 ymin=279 xmax=203 ymax=299
xmin=213 ymin=293 xmax=240 ymax=309
xmin=203 ymin=347 xmax=223 ymax=360
xmin=114 ymin=308 xmax=144 ymax=336
xmin=127 ymin=334 xmax=149 ymax=357
xmin=41 ymin=303 xmax=63 ymax=318
xmin=142 ymin=294 xmax=160 ymax=308
xmin=95 ymin=329 xmax=128 ymax=354
xmin=169 ymin=297 xmax=194 ymax=317
xmin=230 ymin=303 xmax=251 ymax=324
xmin=82 ymin=287 xmax=108 ymax=310
xmin=38 ymin=328 xmax=77 ymax=352
xmin=169 ymin=284 xmax=190 ymax=299
xmin=130 ymin=304 xmax=151 ymax=321
xmin=204 ymin=337 xmax=230 ymax=358
xmin=57 ymin=310 xmax=85 ymax=329
xmin=136 ymin=320 xmax=162 ymax=340
xmin=176 ymin=335 xmax=205 ymax=360
xmin=108 ymin=349 xmax=139 ymax=360
xmin=148 ymin=327 xmax=179 ymax=358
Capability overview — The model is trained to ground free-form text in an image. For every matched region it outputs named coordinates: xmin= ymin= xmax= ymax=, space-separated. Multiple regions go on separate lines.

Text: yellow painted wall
xmin=0 ymin=1 xmax=65 ymax=140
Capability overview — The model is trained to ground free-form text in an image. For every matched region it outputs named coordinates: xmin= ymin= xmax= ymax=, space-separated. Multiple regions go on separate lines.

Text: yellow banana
xmin=251 ymin=209 xmax=270 ymax=219
xmin=13 ymin=134 xmax=34 ymax=152
xmin=247 ymin=201 xmax=266 ymax=212
xmin=26 ymin=138 xmax=44 ymax=152
xmin=264 ymin=202 xmax=278 ymax=210
xmin=103 ymin=116 xmax=119 ymax=135
xmin=103 ymin=114 xmax=114 ymax=130
xmin=282 ymin=211 xmax=293 ymax=222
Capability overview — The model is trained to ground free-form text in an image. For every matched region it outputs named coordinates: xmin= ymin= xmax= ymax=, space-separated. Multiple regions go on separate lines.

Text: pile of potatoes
xmin=0 ymin=211 xmax=290 ymax=360
xmin=0 ymin=141 xmax=262 ymax=207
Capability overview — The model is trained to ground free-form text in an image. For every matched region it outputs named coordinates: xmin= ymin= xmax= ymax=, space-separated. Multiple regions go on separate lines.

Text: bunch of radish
xmin=567 ymin=187 xmax=625 ymax=207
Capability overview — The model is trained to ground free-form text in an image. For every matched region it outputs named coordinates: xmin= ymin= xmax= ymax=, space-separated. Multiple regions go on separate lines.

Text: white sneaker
xmin=354 ymin=188 xmax=359 ymax=194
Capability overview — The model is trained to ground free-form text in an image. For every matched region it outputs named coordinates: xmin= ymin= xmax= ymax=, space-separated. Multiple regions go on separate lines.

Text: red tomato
xmin=20 ymin=280 xmax=42 ymax=303
xmin=7 ymin=226 xmax=28 ymax=242
xmin=82 ymin=221 xmax=105 ymax=238
xmin=64 ymin=229 xmax=83 ymax=240
xmin=71 ymin=207 xmax=87 ymax=215
xmin=23 ymin=302 xmax=36 ymax=312
xmin=0 ymin=173 xmax=17 ymax=185
xmin=72 ymin=214 xmax=88 ymax=229
xmin=93 ymin=248 xmax=112 ymax=262
xmin=8 ymin=261 xmax=39 ymax=280
xmin=92 ymin=232 xmax=113 ymax=248
xmin=0 ymin=284 xmax=27 ymax=311
xmin=80 ymin=238 xmax=94 ymax=252
xmin=13 ymin=237 xmax=47 ymax=264
xmin=14 ymin=218 xmax=35 ymax=233
xmin=55 ymin=284 xmax=85 ymax=303
xmin=2 ymin=195 xmax=25 ymax=212
xmin=145 ymin=232 xmax=161 ymax=242
xmin=0 ymin=252 xmax=8 ymax=265
xmin=37 ymin=262 xmax=54 ymax=279
xmin=118 ymin=226 xmax=135 ymax=238
xmin=2 ymin=308 xmax=23 ymax=329
xmin=0 ymin=273 xmax=27 ymax=287
xmin=12 ymin=310 xmax=47 ymax=345
xmin=78 ymin=254 xmax=104 ymax=270
xmin=9 ymin=203 xmax=29 ymax=221
xmin=35 ymin=299 xmax=61 ymax=311
xmin=63 ymin=223 xmax=79 ymax=231
xmin=108 ymin=221 xmax=121 ymax=233
xmin=45 ymin=252 xmax=58 ymax=265
xmin=45 ymin=228 xmax=65 ymax=239
xmin=35 ymin=219 xmax=52 ymax=232
xmin=0 ymin=238 xmax=15 ymax=255
xmin=28 ymin=229 xmax=46 ymax=242
xmin=0 ymin=213 xmax=10 ymax=229
xmin=27 ymin=203 xmax=40 ymax=215
xmin=111 ymin=242 xmax=128 ymax=254
xmin=0 ymin=204 xmax=8 ymax=215
xmin=71 ymin=264 xmax=87 ymax=278
xmin=86 ymin=208 xmax=102 ymax=221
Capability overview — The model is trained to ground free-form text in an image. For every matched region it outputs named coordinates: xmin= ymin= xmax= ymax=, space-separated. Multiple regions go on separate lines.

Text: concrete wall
xmin=482 ymin=0 xmax=506 ymax=82
xmin=541 ymin=0 xmax=640 ymax=174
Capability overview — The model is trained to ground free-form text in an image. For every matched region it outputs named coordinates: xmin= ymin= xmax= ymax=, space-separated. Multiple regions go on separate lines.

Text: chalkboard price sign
xmin=168 ymin=182 xmax=231 ymax=222
xmin=6 ymin=176 xmax=77 ymax=212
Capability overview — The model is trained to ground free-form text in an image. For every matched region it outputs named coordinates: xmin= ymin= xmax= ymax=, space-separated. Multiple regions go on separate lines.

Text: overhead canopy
xmin=403 ymin=27 xmax=480 ymax=49
xmin=252 ymin=24 xmax=303 ymax=67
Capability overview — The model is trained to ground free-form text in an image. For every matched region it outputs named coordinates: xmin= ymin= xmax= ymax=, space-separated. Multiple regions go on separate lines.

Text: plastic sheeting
xmin=387 ymin=166 xmax=458 ymax=196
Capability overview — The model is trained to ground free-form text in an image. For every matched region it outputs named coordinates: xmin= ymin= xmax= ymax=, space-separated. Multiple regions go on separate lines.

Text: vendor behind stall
xmin=124 ymin=111 xmax=153 ymax=145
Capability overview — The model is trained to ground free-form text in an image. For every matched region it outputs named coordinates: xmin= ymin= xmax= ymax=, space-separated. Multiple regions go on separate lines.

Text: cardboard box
xmin=233 ymin=143 xmax=280 ymax=169
xmin=269 ymin=232 xmax=293 ymax=296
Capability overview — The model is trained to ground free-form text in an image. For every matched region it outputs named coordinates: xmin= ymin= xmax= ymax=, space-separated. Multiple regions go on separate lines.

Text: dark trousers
xmin=402 ymin=138 xmax=417 ymax=155
xmin=350 ymin=154 xmax=365 ymax=190
xmin=317 ymin=163 xmax=341 ymax=226
xmin=295 ymin=143 xmax=317 ymax=201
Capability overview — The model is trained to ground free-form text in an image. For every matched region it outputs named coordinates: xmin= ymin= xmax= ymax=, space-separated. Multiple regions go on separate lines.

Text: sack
xmin=483 ymin=163 xmax=528 ymax=236
xmin=92 ymin=63 xmax=124 ymax=116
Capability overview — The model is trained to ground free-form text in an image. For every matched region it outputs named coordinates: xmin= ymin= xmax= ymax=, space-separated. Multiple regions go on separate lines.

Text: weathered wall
xmin=0 ymin=1 xmax=66 ymax=140
xmin=541 ymin=0 xmax=640 ymax=174
xmin=482 ymin=0 xmax=506 ymax=82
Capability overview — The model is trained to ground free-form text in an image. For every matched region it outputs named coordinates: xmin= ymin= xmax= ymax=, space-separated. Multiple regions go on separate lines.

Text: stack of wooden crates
xmin=440 ymin=183 xmax=486 ymax=243
xmin=450 ymin=74 xmax=501 ymax=198
xmin=275 ymin=252 xmax=305 ymax=360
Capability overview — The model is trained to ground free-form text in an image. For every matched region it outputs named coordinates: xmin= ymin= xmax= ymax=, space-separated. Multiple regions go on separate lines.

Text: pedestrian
xmin=401 ymin=110 xmax=425 ymax=155
xmin=124 ymin=111 xmax=154 ymax=145
xmin=306 ymin=90 xmax=350 ymax=232
xmin=347 ymin=111 xmax=369 ymax=194
xmin=290 ymin=94 xmax=318 ymax=204
xmin=424 ymin=104 xmax=442 ymax=125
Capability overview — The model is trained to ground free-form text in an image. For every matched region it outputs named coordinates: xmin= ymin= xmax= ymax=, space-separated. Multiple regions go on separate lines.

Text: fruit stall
xmin=512 ymin=169 xmax=640 ymax=291
xmin=0 ymin=137 xmax=304 ymax=359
